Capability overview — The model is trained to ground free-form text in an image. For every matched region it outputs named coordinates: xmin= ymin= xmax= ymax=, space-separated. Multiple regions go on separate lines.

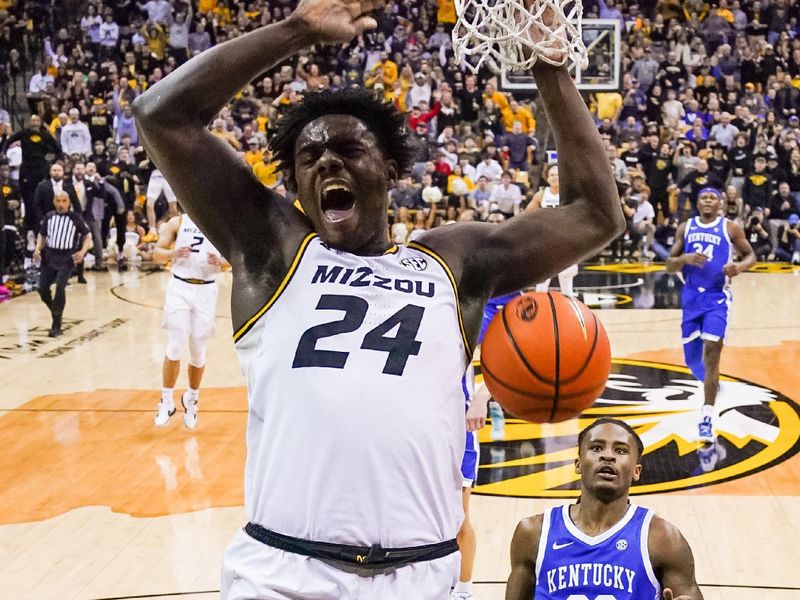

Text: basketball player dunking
xmin=666 ymin=189 xmax=754 ymax=443
xmin=154 ymin=209 xmax=227 ymax=429
xmin=527 ymin=163 xmax=579 ymax=297
xmin=506 ymin=418 xmax=703 ymax=600
xmin=133 ymin=0 xmax=625 ymax=595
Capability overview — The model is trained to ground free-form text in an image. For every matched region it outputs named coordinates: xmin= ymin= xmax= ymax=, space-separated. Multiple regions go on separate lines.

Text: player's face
xmin=576 ymin=423 xmax=642 ymax=501
xmin=293 ymin=115 xmax=397 ymax=253
xmin=697 ymin=191 xmax=721 ymax=218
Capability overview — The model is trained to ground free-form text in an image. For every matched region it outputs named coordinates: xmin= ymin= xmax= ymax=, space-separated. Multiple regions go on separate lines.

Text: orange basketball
xmin=480 ymin=292 xmax=611 ymax=423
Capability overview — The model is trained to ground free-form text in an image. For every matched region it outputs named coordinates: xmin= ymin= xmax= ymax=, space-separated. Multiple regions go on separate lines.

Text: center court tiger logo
xmin=474 ymin=359 xmax=800 ymax=497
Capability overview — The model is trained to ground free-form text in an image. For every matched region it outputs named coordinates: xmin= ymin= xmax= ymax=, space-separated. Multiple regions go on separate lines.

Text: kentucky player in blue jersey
xmin=666 ymin=188 xmax=755 ymax=443
xmin=506 ymin=418 xmax=703 ymax=600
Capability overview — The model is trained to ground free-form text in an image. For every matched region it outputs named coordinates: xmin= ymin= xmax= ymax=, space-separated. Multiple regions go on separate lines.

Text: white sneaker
xmin=182 ymin=392 xmax=198 ymax=430
xmin=489 ymin=400 xmax=505 ymax=441
xmin=450 ymin=592 xmax=474 ymax=600
xmin=792 ymin=251 xmax=800 ymax=265
xmin=154 ymin=400 xmax=176 ymax=426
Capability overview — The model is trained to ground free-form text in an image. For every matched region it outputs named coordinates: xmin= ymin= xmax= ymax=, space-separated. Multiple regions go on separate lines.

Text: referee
xmin=33 ymin=191 xmax=91 ymax=337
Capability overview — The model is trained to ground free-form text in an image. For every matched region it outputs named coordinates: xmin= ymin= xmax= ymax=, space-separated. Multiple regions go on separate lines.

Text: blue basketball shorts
xmin=479 ymin=292 xmax=522 ymax=344
xmin=681 ymin=287 xmax=732 ymax=344
xmin=461 ymin=430 xmax=479 ymax=488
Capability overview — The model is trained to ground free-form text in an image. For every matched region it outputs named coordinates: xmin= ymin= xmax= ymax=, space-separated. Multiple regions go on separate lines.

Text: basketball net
xmin=452 ymin=0 xmax=588 ymax=75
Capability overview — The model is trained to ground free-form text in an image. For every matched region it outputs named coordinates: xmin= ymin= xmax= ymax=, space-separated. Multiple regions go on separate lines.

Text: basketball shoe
xmin=489 ymin=400 xmax=505 ymax=441
xmin=154 ymin=399 xmax=176 ymax=426
xmin=182 ymin=392 xmax=198 ymax=430
xmin=698 ymin=415 xmax=714 ymax=444
xmin=697 ymin=440 xmax=727 ymax=473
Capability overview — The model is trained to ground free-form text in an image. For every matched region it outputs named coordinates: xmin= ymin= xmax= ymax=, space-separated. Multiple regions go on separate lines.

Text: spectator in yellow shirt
xmin=502 ymin=98 xmax=536 ymax=133
xmin=483 ymin=82 xmax=510 ymax=113
xmin=244 ymin=138 xmax=263 ymax=166
xmin=253 ymin=151 xmax=278 ymax=187
xmin=595 ymin=91 xmax=623 ymax=123
xmin=437 ymin=0 xmax=457 ymax=24
xmin=370 ymin=52 xmax=398 ymax=85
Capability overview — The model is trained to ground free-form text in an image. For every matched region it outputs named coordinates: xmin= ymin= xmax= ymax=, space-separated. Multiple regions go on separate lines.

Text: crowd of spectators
xmin=0 ymin=0 xmax=799 ymax=298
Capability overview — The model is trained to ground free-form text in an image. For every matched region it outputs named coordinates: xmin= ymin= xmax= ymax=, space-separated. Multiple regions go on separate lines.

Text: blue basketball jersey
xmin=535 ymin=504 xmax=660 ymax=600
xmin=682 ymin=216 xmax=732 ymax=292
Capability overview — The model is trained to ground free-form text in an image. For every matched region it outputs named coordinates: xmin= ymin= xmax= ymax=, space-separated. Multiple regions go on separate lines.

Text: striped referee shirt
xmin=40 ymin=210 xmax=89 ymax=251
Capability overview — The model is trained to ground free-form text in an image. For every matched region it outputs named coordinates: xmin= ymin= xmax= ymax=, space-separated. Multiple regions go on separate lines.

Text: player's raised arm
xmin=132 ymin=0 xmax=384 ymax=261
xmin=648 ymin=516 xmax=704 ymax=600
xmin=420 ymin=64 xmax=625 ymax=297
xmin=505 ymin=515 xmax=542 ymax=600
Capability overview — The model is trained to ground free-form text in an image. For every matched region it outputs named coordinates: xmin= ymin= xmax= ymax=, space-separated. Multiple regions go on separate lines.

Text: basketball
xmin=480 ymin=292 xmax=611 ymax=423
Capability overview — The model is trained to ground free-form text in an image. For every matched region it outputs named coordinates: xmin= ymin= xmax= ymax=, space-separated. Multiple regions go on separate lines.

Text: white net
xmin=452 ymin=0 xmax=588 ymax=75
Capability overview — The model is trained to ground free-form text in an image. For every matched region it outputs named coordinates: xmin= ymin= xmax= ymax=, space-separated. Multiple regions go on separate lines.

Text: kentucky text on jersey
xmin=545 ymin=563 xmax=636 ymax=594
xmin=686 ymin=231 xmax=722 ymax=245
xmin=535 ymin=504 xmax=660 ymax=599
xmin=311 ymin=264 xmax=435 ymax=297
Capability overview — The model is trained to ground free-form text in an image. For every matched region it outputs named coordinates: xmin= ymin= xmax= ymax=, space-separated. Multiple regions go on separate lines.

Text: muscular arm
xmin=505 ymin=515 xmax=542 ymax=600
xmin=726 ymin=220 xmax=756 ymax=275
xmin=132 ymin=18 xmax=314 ymax=263
xmin=133 ymin=0 xmax=384 ymax=327
xmin=421 ymin=65 xmax=625 ymax=300
xmin=648 ymin=515 xmax=704 ymax=599
xmin=665 ymin=222 xmax=688 ymax=273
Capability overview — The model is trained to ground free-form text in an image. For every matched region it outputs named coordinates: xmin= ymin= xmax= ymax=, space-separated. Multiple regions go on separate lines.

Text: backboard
xmin=500 ymin=19 xmax=622 ymax=92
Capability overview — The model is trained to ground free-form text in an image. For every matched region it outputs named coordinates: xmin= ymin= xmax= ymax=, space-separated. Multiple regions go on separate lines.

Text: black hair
xmin=577 ymin=418 xmax=644 ymax=459
xmin=269 ymin=88 xmax=415 ymax=186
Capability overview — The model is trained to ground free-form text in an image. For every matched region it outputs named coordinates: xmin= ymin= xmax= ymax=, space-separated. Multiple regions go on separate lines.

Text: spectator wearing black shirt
xmin=0 ymin=162 xmax=20 ymax=284
xmin=768 ymin=182 xmax=799 ymax=251
xmin=644 ymin=142 xmax=675 ymax=220
xmin=745 ymin=206 xmax=772 ymax=260
xmin=707 ymin=145 xmax=730 ymax=182
xmin=728 ymin=133 xmax=752 ymax=192
xmin=33 ymin=192 xmax=91 ymax=337
xmin=742 ymin=156 xmax=773 ymax=213
xmin=456 ymin=75 xmax=482 ymax=129
xmin=652 ymin=215 xmax=679 ymax=261
xmin=4 ymin=115 xmax=61 ymax=219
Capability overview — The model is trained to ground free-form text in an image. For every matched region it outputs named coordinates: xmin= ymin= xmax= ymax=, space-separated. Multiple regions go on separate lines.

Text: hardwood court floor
xmin=0 ymin=265 xmax=799 ymax=600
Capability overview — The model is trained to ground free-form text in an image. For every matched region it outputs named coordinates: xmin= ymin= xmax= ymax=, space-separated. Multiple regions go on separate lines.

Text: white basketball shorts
xmin=161 ymin=276 xmax=218 ymax=339
xmin=146 ymin=171 xmax=177 ymax=204
xmin=221 ymin=528 xmax=459 ymax=600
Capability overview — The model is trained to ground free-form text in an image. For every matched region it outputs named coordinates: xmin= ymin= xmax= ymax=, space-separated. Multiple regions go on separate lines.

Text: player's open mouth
xmin=596 ymin=465 xmax=617 ymax=478
xmin=320 ymin=182 xmax=356 ymax=223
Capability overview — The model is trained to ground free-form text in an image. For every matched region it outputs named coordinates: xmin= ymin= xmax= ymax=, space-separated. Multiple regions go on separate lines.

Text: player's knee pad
xmin=188 ymin=334 xmax=206 ymax=368
xmin=165 ymin=329 xmax=187 ymax=361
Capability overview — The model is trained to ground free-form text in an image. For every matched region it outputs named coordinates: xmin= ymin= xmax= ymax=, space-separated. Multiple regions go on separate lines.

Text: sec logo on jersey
xmin=401 ymin=257 xmax=427 ymax=271
xmin=473 ymin=359 xmax=800 ymax=498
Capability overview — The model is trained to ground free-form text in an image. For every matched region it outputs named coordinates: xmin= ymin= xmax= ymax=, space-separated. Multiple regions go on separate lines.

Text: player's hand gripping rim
xmin=292 ymin=0 xmax=386 ymax=45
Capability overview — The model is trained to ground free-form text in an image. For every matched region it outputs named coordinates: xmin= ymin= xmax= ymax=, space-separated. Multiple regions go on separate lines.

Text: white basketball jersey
xmin=234 ymin=234 xmax=469 ymax=547
xmin=171 ymin=214 xmax=221 ymax=281
xmin=540 ymin=186 xmax=560 ymax=208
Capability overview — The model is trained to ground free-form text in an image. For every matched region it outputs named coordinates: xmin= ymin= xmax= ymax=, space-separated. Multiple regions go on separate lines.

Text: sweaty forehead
xmin=296 ymin=114 xmax=377 ymax=149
